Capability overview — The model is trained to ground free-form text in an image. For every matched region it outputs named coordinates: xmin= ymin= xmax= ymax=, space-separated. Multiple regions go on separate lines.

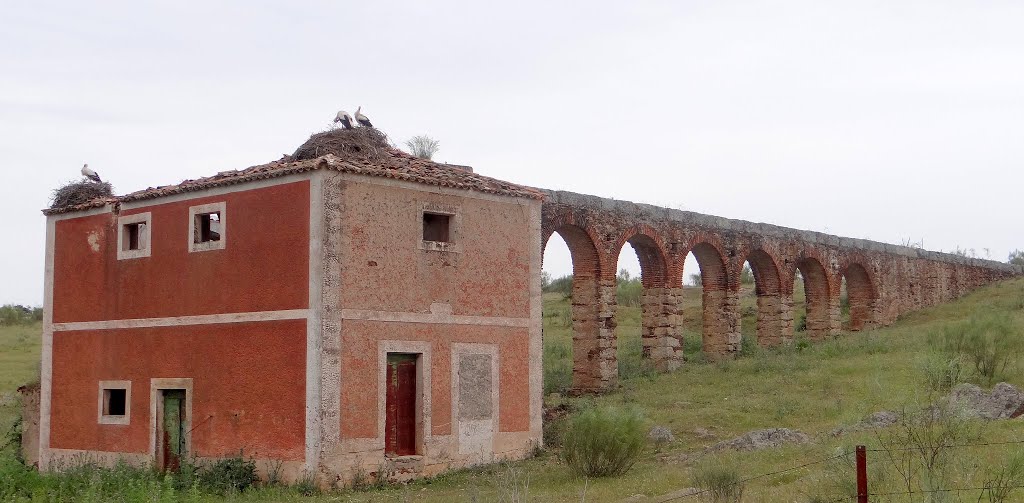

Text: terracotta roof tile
xmin=43 ymin=148 xmax=542 ymax=215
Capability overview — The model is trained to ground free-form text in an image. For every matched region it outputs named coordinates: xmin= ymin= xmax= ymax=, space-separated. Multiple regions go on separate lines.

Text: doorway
xmin=157 ymin=389 xmax=186 ymax=472
xmin=385 ymin=353 xmax=418 ymax=456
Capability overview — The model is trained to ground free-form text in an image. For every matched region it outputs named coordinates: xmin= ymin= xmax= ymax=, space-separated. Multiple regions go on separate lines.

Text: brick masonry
xmin=540 ymin=189 xmax=1023 ymax=393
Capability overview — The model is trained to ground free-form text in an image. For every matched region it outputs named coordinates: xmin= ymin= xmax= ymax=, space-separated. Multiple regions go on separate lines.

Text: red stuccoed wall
xmin=52 ymin=181 xmax=310 ymax=323
xmin=49 ymin=320 xmax=306 ymax=460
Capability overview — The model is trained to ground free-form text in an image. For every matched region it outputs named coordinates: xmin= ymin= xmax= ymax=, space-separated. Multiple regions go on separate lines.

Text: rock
xmin=710 ymin=428 xmax=810 ymax=452
xmin=948 ymin=382 xmax=1024 ymax=420
xmin=693 ymin=427 xmax=716 ymax=440
xmin=648 ymin=425 xmax=675 ymax=445
xmin=622 ymin=494 xmax=647 ymax=502
xmin=831 ymin=410 xmax=899 ymax=436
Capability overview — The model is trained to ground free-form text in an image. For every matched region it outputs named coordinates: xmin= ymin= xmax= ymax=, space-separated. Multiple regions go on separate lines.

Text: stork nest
xmin=291 ymin=127 xmax=392 ymax=162
xmin=50 ymin=181 xmax=114 ymax=209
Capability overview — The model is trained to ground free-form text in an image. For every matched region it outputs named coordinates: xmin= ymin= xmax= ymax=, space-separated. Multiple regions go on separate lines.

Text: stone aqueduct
xmin=539 ymin=190 xmax=1022 ymax=393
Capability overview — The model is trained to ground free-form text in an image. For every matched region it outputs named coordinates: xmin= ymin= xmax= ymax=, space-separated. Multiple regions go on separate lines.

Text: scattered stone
xmin=648 ymin=425 xmax=675 ymax=445
xmin=649 ymin=488 xmax=699 ymax=502
xmin=948 ymin=382 xmax=1024 ymax=420
xmin=709 ymin=428 xmax=810 ymax=452
xmin=830 ymin=410 xmax=899 ymax=436
xmin=622 ymin=494 xmax=647 ymax=502
xmin=693 ymin=427 xmax=716 ymax=440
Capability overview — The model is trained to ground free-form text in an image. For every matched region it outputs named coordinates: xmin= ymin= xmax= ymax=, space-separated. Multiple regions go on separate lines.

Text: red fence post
xmin=856 ymin=445 xmax=868 ymax=503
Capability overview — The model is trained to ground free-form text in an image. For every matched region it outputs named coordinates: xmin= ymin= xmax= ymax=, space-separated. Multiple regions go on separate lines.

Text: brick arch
xmin=794 ymin=255 xmax=832 ymax=341
xmin=611 ymin=225 xmax=681 ymax=370
xmin=841 ymin=262 xmax=877 ymax=331
xmin=542 ymin=222 xmax=607 ymax=393
xmin=681 ymin=241 xmax=735 ymax=357
xmin=612 ymin=225 xmax=670 ymax=289
xmin=739 ymin=248 xmax=784 ymax=346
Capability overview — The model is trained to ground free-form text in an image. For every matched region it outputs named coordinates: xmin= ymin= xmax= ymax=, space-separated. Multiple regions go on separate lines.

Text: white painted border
xmin=149 ymin=378 xmax=194 ymax=466
xmin=188 ymin=202 xmax=227 ymax=253
xmin=341 ymin=308 xmax=528 ymax=328
xmin=52 ymin=309 xmax=309 ymax=332
xmin=450 ymin=343 xmax=499 ymax=459
xmin=418 ymin=201 xmax=463 ymax=254
xmin=97 ymin=380 xmax=132 ymax=425
xmin=305 ymin=171 xmax=324 ymax=473
xmin=377 ymin=340 xmax=432 ymax=455
xmin=116 ymin=212 xmax=152 ymax=260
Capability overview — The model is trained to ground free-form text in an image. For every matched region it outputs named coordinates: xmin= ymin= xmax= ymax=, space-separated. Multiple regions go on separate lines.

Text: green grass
xmin=0 ymin=322 xmax=40 ymax=435
xmin=4 ymin=278 xmax=1024 ymax=502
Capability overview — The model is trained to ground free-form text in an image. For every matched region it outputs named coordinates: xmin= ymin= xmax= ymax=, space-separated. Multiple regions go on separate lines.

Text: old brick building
xmin=39 ymin=129 xmax=544 ymax=484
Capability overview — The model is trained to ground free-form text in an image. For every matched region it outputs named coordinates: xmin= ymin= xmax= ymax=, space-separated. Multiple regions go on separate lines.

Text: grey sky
xmin=2 ymin=1 xmax=1022 ymax=305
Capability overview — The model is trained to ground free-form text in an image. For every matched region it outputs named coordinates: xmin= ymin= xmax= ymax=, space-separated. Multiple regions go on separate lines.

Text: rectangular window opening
xmin=422 ymin=213 xmax=451 ymax=243
xmin=123 ymin=222 xmax=147 ymax=251
xmin=104 ymin=388 xmax=127 ymax=416
xmin=195 ymin=212 xmax=221 ymax=243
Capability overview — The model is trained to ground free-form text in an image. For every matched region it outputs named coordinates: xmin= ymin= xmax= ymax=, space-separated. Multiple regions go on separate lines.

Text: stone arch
xmin=794 ymin=256 xmax=832 ymax=340
xmin=842 ymin=262 xmax=877 ymax=331
xmin=542 ymin=222 xmax=611 ymax=393
xmin=739 ymin=249 xmax=784 ymax=346
xmin=684 ymin=241 xmax=737 ymax=358
xmin=613 ymin=226 xmax=680 ymax=370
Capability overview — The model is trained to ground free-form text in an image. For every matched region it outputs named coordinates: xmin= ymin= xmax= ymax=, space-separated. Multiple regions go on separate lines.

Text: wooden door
xmin=385 ymin=354 xmax=417 ymax=456
xmin=160 ymin=390 xmax=186 ymax=472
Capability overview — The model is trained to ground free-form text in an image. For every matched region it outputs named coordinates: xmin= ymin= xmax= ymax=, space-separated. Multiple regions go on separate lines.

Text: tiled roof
xmin=43 ymin=148 xmax=543 ymax=215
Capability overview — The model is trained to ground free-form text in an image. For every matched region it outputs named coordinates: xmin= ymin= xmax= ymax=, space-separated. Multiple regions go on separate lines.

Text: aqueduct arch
xmin=541 ymin=190 xmax=1021 ymax=393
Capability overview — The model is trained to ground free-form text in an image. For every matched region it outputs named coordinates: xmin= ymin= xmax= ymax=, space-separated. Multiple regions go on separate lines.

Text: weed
xmin=692 ymin=461 xmax=744 ymax=502
xmin=200 ymin=456 xmax=259 ymax=495
xmin=293 ymin=471 xmax=320 ymax=496
xmin=561 ymin=405 xmax=644 ymax=477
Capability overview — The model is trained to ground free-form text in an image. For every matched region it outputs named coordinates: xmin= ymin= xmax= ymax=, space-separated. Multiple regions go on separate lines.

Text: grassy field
xmin=3 ymin=278 xmax=1024 ymax=502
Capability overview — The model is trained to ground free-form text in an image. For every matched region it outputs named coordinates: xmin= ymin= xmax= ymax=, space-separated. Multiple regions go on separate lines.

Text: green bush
xmin=0 ymin=304 xmax=42 ymax=326
xmin=930 ymin=314 xmax=1022 ymax=384
xmin=692 ymin=461 xmax=744 ymax=502
xmin=920 ymin=353 xmax=969 ymax=392
xmin=200 ymin=456 xmax=259 ymax=495
xmin=561 ymin=406 xmax=644 ymax=477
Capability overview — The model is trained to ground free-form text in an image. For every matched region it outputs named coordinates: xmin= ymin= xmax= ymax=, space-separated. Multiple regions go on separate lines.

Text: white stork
xmin=334 ymin=110 xmax=354 ymax=129
xmin=355 ymin=106 xmax=373 ymax=128
xmin=81 ymin=164 xmax=102 ymax=183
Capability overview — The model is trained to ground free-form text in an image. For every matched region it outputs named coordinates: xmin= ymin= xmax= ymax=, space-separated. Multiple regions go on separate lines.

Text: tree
xmin=405 ymin=135 xmax=440 ymax=160
xmin=1009 ymin=250 xmax=1024 ymax=266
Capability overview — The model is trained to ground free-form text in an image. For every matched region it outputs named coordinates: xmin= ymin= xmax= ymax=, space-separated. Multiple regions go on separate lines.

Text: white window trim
xmin=116 ymin=212 xmax=152 ymax=260
xmin=97 ymin=380 xmax=131 ymax=425
xmin=148 ymin=378 xmax=194 ymax=463
xmin=418 ymin=201 xmax=462 ymax=254
xmin=188 ymin=202 xmax=227 ymax=253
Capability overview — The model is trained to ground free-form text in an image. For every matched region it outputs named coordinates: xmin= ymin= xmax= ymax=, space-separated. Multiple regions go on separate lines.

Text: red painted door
xmin=385 ymin=354 xmax=417 ymax=456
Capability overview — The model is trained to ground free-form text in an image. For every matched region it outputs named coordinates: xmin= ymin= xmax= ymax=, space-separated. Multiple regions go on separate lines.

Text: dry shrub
xmin=49 ymin=181 xmax=113 ymax=209
xmin=292 ymin=127 xmax=391 ymax=161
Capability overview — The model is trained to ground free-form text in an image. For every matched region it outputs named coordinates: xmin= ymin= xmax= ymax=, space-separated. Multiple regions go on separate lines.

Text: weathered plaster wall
xmin=541 ymin=189 xmax=1022 ymax=392
xmin=48 ymin=320 xmax=307 ymax=460
xmin=52 ymin=181 xmax=310 ymax=323
xmin=319 ymin=176 xmax=541 ymax=483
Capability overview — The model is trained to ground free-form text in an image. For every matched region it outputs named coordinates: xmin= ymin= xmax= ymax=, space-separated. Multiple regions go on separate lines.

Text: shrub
xmin=930 ymin=314 xmax=1022 ymax=384
xmin=200 ymin=456 xmax=259 ymax=495
xmin=691 ymin=461 xmax=744 ymax=502
xmin=795 ymin=313 xmax=807 ymax=332
xmin=561 ymin=406 xmax=644 ymax=477
xmin=544 ymin=275 xmax=573 ymax=297
xmin=920 ymin=353 xmax=969 ymax=393
xmin=293 ymin=472 xmax=319 ymax=496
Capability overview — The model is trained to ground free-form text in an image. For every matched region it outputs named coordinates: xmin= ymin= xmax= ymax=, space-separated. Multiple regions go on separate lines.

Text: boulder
xmin=830 ymin=410 xmax=899 ymax=436
xmin=709 ymin=428 xmax=809 ymax=452
xmin=648 ymin=425 xmax=675 ymax=445
xmin=948 ymin=382 xmax=1024 ymax=420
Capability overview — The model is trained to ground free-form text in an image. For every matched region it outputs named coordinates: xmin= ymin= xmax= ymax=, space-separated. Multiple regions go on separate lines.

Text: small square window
xmin=195 ymin=212 xmax=221 ymax=243
xmin=422 ymin=213 xmax=451 ymax=243
xmin=104 ymin=388 xmax=126 ymax=416
xmin=117 ymin=213 xmax=151 ymax=260
xmin=188 ymin=202 xmax=227 ymax=252
xmin=98 ymin=380 xmax=131 ymax=425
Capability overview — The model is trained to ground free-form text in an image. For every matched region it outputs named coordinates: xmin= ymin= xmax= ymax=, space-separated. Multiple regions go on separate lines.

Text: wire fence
xmin=656 ymin=438 xmax=1024 ymax=502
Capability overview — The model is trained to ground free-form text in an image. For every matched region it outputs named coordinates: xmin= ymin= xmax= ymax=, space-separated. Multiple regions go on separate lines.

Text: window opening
xmin=195 ymin=212 xmax=221 ymax=243
xmin=104 ymin=388 xmax=127 ymax=416
xmin=422 ymin=213 xmax=451 ymax=243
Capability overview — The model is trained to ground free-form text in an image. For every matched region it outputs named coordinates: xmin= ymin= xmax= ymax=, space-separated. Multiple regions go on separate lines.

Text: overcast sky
xmin=2 ymin=1 xmax=1023 ymax=306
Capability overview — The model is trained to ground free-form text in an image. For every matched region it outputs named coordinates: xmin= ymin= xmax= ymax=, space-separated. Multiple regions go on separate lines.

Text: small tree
xmin=405 ymin=135 xmax=440 ymax=160
xmin=1009 ymin=250 xmax=1024 ymax=266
